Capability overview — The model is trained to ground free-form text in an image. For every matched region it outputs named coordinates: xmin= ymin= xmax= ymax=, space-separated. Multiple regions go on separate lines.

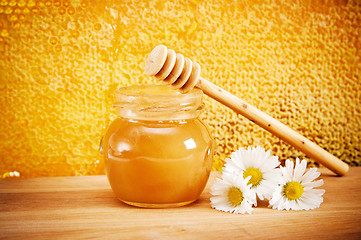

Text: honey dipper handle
xmin=196 ymin=77 xmax=349 ymax=176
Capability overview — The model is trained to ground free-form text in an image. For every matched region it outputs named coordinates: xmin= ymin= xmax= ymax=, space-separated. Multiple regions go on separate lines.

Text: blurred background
xmin=0 ymin=0 xmax=360 ymax=178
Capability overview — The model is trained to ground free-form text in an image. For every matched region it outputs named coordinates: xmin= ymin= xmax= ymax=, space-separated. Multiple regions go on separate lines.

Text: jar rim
xmin=113 ymin=84 xmax=204 ymax=120
xmin=114 ymin=84 xmax=202 ymax=99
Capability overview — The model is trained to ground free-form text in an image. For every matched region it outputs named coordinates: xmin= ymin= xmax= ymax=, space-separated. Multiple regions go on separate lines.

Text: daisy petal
xmin=210 ymin=173 xmax=256 ymax=214
xmin=218 ymin=146 xmax=281 ymax=201
xmin=269 ymin=159 xmax=325 ymax=211
xmin=282 ymin=159 xmax=294 ymax=180
xmin=293 ymin=158 xmax=307 ymax=181
xmin=301 ymin=168 xmax=321 ymax=184
xmin=303 ymin=179 xmax=324 ymax=189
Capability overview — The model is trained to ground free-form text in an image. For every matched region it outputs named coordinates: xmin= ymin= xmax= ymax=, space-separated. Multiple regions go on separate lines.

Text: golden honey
xmin=101 ymin=85 xmax=214 ymax=208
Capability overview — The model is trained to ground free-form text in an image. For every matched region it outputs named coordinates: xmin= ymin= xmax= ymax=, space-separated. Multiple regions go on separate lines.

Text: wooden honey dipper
xmin=145 ymin=45 xmax=349 ymax=176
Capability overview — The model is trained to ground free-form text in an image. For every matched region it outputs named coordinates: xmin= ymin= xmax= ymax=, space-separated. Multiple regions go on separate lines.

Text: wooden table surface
xmin=1 ymin=167 xmax=361 ymax=240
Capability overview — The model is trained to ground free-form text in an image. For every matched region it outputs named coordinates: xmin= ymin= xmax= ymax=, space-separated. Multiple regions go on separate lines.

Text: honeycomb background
xmin=0 ymin=0 xmax=360 ymax=178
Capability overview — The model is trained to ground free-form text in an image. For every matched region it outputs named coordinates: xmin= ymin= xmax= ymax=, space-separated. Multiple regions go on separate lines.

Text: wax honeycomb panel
xmin=0 ymin=0 xmax=360 ymax=177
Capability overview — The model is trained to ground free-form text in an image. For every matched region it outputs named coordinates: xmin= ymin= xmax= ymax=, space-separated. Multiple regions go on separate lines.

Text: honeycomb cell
xmin=9 ymin=14 xmax=18 ymax=22
xmin=26 ymin=0 xmax=35 ymax=7
xmin=70 ymin=29 xmax=79 ymax=38
xmin=80 ymin=0 xmax=87 ymax=8
xmin=13 ymin=21 xmax=20 ymax=28
xmin=44 ymin=0 xmax=51 ymax=7
xmin=36 ymin=0 xmax=45 ymax=7
xmin=4 ymin=6 xmax=12 ymax=14
xmin=49 ymin=36 xmax=58 ymax=45
xmin=54 ymin=44 xmax=62 ymax=52
xmin=31 ymin=6 xmax=38 ymax=14
xmin=81 ymin=43 xmax=89 ymax=52
xmin=0 ymin=28 xmax=9 ymax=37
xmin=8 ymin=0 xmax=15 ymax=7
xmin=62 ymin=0 xmax=70 ymax=8
xmin=93 ymin=22 xmax=101 ymax=31
xmin=67 ymin=6 xmax=74 ymax=15
xmin=100 ymin=49 xmax=109 ymax=62
xmin=0 ymin=0 xmax=8 ymax=7
xmin=14 ymin=7 xmax=21 ymax=14
xmin=18 ymin=13 xmax=25 ymax=20
xmin=58 ymin=6 xmax=65 ymax=15
xmin=22 ymin=7 xmax=29 ymax=14
xmin=17 ymin=0 xmax=27 ymax=7
xmin=53 ymin=0 xmax=60 ymax=7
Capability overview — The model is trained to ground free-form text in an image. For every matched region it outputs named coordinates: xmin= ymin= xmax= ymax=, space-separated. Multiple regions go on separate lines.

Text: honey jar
xmin=101 ymin=85 xmax=214 ymax=208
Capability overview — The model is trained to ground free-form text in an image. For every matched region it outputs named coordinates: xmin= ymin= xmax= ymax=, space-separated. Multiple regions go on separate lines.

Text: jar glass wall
xmin=101 ymin=85 xmax=214 ymax=208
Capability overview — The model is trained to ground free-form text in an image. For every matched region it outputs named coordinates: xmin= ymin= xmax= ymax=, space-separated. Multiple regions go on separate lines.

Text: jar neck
xmin=113 ymin=85 xmax=204 ymax=121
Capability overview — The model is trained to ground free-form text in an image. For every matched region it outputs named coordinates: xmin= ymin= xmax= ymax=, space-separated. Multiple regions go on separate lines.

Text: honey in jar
xmin=101 ymin=85 xmax=214 ymax=208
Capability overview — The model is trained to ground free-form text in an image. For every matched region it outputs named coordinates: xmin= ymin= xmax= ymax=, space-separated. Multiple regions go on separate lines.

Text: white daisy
xmin=269 ymin=158 xmax=325 ymax=211
xmin=210 ymin=173 xmax=256 ymax=214
xmin=222 ymin=146 xmax=281 ymax=202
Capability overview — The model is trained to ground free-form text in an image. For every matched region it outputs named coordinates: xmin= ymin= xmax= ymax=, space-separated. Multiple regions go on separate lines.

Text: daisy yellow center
xmin=283 ymin=181 xmax=304 ymax=200
xmin=227 ymin=187 xmax=244 ymax=206
xmin=243 ymin=167 xmax=263 ymax=186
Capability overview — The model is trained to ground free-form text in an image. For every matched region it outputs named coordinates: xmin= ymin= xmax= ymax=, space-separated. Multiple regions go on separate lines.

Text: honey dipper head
xmin=145 ymin=45 xmax=201 ymax=93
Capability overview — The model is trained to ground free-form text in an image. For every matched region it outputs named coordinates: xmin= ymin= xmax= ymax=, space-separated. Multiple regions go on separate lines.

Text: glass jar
xmin=101 ymin=85 xmax=214 ymax=208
